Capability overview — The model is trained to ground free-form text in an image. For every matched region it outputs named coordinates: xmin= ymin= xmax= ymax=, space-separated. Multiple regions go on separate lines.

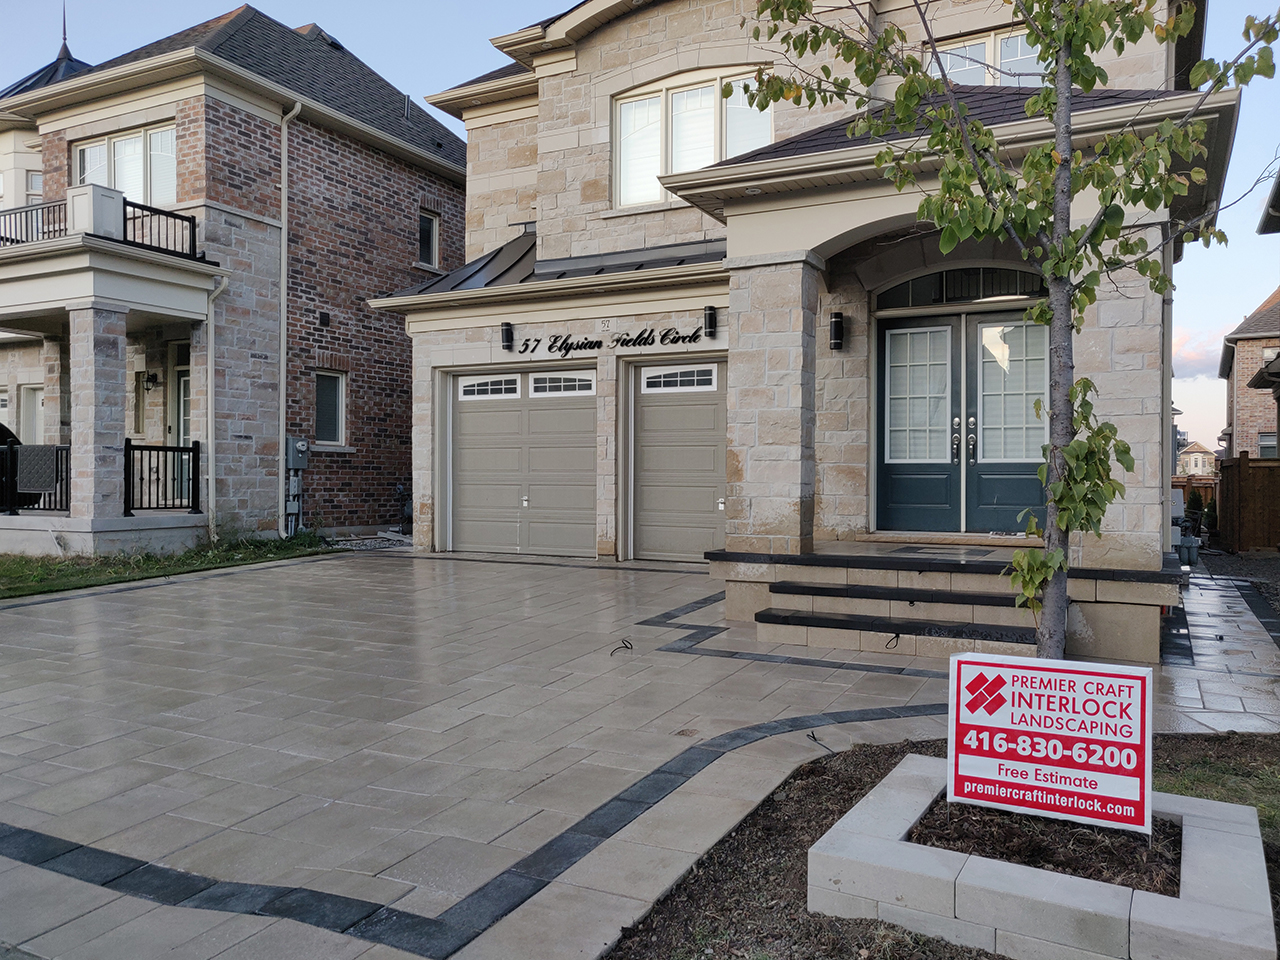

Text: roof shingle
xmin=7 ymin=5 xmax=465 ymax=171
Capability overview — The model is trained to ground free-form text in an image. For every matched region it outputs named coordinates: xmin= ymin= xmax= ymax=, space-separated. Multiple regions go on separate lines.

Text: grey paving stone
xmin=179 ymin=880 xmax=293 ymax=914
xmin=1131 ymin=891 xmax=1277 ymax=960
xmin=1179 ymin=820 xmax=1272 ymax=916
xmin=570 ymin=798 xmax=650 ymax=839
xmin=809 ymin=832 xmax=965 ymax=917
xmin=105 ymin=863 xmax=216 ymax=905
xmin=42 ymin=846 xmax=145 ymax=886
xmin=257 ymin=887 xmax=380 ymax=933
xmin=348 ymin=905 xmax=476 ymax=957
xmin=438 ymin=871 xmax=548 ymax=932
xmin=826 ymin=753 xmax=946 ymax=840
xmin=512 ymin=831 xmax=603 ymax=881
xmin=955 ymin=856 xmax=1131 ymax=958
xmin=878 ymin=902 xmax=995 ymax=951
xmin=0 ymin=826 xmax=80 ymax=865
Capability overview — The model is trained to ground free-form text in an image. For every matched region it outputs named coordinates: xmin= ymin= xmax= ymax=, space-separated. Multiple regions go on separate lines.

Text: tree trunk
xmin=1037 ymin=0 xmax=1076 ymax=660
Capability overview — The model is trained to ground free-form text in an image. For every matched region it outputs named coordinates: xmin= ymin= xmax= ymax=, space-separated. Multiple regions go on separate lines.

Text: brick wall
xmin=1231 ymin=337 xmax=1280 ymax=457
xmin=282 ymin=117 xmax=465 ymax=532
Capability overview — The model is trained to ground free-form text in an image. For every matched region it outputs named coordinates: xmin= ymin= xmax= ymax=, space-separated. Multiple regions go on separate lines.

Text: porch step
xmin=769 ymin=581 xmax=1037 ymax=628
xmin=754 ymin=607 xmax=1036 ymax=658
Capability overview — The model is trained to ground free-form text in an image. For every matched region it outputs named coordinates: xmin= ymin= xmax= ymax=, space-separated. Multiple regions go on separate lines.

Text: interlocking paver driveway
xmin=0 ymin=552 xmax=949 ymax=958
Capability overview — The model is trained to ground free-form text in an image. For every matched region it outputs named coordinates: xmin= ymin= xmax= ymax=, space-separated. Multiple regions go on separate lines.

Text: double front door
xmin=877 ymin=313 xmax=1047 ymax=533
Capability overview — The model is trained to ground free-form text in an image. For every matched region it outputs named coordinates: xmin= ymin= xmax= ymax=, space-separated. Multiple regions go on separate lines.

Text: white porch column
xmin=69 ymin=303 xmax=128 ymax=519
xmin=724 ymin=250 xmax=822 ymax=555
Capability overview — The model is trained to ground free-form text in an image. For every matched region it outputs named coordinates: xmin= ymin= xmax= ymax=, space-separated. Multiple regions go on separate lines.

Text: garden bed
xmin=607 ymin=733 xmax=1280 ymax=960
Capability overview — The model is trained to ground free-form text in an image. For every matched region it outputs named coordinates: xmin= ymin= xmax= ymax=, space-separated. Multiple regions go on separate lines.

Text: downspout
xmin=205 ymin=275 xmax=229 ymax=543
xmin=277 ymin=100 xmax=302 ymax=538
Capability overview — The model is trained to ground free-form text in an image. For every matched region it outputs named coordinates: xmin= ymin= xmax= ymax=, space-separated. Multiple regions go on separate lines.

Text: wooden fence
xmin=1172 ymin=473 xmax=1218 ymax=509
xmin=1218 ymin=451 xmax=1280 ymax=552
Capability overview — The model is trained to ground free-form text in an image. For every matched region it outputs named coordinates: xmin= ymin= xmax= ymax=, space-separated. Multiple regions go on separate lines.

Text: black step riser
xmin=769 ymin=581 xmax=1024 ymax=607
xmin=754 ymin=607 xmax=1035 ymax=645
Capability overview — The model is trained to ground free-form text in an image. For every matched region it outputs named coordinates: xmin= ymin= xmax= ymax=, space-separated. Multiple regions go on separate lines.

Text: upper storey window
xmin=616 ymin=73 xmax=773 ymax=207
xmin=76 ymin=126 xmax=177 ymax=207
xmin=930 ymin=30 xmax=1040 ymax=86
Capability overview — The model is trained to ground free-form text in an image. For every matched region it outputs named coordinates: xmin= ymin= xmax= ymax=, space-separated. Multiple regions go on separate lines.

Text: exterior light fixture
xmin=143 ymin=372 xmax=160 ymax=392
xmin=829 ymin=312 xmax=844 ymax=351
xmin=703 ymin=305 xmax=717 ymax=339
xmin=500 ymin=321 xmax=514 ymax=351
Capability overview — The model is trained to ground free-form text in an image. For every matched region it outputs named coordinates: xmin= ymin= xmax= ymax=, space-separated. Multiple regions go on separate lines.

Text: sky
xmin=6 ymin=0 xmax=1279 ymax=451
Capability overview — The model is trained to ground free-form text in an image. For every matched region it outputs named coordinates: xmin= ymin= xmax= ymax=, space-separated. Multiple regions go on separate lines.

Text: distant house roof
xmin=1 ymin=5 xmax=465 ymax=172
xmin=1178 ymin=441 xmax=1214 ymax=456
xmin=0 ymin=42 xmax=91 ymax=99
xmin=389 ymin=224 xmax=725 ymax=298
xmin=716 ymin=86 xmax=1182 ymax=167
xmin=1220 ymin=285 xmax=1280 ymax=378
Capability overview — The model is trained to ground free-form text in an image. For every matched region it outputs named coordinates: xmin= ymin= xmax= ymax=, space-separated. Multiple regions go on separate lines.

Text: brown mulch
xmin=908 ymin=801 xmax=1180 ymax=896
xmin=607 ymin=734 xmax=1280 ymax=960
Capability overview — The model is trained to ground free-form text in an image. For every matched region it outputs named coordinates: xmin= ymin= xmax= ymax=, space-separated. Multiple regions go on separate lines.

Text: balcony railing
xmin=1 ymin=441 xmax=71 ymax=515
xmin=122 ymin=200 xmax=199 ymax=260
xmin=0 ymin=196 xmax=201 ymax=260
xmin=124 ymin=438 xmax=201 ymax=515
xmin=0 ymin=201 xmax=68 ymax=248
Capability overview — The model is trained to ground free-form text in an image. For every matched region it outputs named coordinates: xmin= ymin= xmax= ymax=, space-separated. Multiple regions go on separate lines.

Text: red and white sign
xmin=947 ymin=653 xmax=1153 ymax=833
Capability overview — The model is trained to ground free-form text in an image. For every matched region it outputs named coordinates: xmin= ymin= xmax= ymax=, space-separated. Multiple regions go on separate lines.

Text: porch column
xmin=41 ymin=335 xmax=70 ymax=445
xmin=68 ymin=303 xmax=128 ymax=519
xmin=724 ymin=251 xmax=822 ymax=554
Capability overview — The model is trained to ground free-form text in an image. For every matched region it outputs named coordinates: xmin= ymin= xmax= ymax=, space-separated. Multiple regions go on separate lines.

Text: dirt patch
xmin=1202 ymin=551 xmax=1280 ymax=613
xmin=908 ymin=800 xmax=1180 ymax=896
xmin=607 ymin=733 xmax=1280 ymax=960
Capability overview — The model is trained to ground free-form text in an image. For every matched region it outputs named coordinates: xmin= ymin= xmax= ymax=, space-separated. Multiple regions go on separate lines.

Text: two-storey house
xmin=373 ymin=0 xmax=1237 ymax=663
xmin=1221 ymin=286 xmax=1280 ymax=458
xmin=0 ymin=5 xmax=465 ymax=554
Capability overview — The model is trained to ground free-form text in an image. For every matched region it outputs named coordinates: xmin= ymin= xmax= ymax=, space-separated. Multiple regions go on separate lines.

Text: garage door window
xmin=459 ymin=376 xmax=520 ymax=399
xmin=532 ymin=372 xmax=596 ymax=396
xmin=641 ymin=365 xmax=716 ymax=393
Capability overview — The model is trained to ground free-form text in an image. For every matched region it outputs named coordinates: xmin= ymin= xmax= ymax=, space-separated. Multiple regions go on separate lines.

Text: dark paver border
xmin=0 ymin=704 xmax=947 ymax=958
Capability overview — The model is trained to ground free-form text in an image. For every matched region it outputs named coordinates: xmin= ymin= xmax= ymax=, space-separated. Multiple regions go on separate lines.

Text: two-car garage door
xmin=450 ymin=362 xmax=725 ymax=561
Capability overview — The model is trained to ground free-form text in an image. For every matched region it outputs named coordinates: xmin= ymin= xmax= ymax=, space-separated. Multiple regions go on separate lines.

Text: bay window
xmin=930 ymin=29 xmax=1041 ymax=86
xmin=615 ymin=72 xmax=773 ymax=208
xmin=76 ymin=126 xmax=177 ymax=206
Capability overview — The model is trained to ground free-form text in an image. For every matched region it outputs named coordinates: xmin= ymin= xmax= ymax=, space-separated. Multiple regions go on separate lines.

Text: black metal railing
xmin=1 ymin=441 xmax=70 ymax=515
xmin=122 ymin=200 xmax=199 ymax=259
xmin=0 ymin=200 xmax=68 ymax=248
xmin=124 ymin=438 xmax=201 ymax=515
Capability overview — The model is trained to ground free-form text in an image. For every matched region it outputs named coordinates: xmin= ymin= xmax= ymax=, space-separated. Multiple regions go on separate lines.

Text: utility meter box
xmin=286 ymin=437 xmax=310 ymax=470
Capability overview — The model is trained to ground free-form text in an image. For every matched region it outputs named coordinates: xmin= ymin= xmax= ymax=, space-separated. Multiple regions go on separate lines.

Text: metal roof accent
xmin=385 ymin=225 xmax=726 ymax=299
xmin=0 ymin=41 xmax=91 ymax=99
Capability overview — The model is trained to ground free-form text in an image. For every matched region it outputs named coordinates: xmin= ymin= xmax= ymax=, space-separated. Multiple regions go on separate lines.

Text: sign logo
xmin=964 ymin=672 xmax=1007 ymax=715
xmin=947 ymin=653 xmax=1153 ymax=834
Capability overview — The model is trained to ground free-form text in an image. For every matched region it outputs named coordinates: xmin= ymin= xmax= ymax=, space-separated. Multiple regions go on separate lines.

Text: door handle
xmin=952 ymin=434 xmax=961 ymax=464
xmin=717 ymin=498 xmax=725 ymax=511
xmin=967 ymin=434 xmax=976 ymax=465
xmin=521 ymin=496 xmax=529 ymax=508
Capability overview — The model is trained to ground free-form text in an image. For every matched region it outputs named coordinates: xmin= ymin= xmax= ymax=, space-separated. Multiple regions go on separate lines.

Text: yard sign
xmin=947 ymin=653 xmax=1153 ymax=833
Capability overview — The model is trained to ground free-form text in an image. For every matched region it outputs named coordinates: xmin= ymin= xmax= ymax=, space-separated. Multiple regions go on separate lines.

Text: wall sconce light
xmin=143 ymin=372 xmax=160 ymax=392
xmin=703 ymin=306 xmax=717 ymax=340
xmin=500 ymin=321 xmax=514 ymax=351
xmin=829 ymin=312 xmax=845 ymax=351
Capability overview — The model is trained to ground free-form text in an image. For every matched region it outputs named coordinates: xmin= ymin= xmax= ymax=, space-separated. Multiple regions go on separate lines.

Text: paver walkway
xmin=0 ymin=556 xmax=1273 ymax=959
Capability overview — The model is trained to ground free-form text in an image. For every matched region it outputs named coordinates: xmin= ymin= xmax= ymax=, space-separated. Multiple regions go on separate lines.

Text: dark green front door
xmin=877 ymin=312 xmax=1046 ymax=533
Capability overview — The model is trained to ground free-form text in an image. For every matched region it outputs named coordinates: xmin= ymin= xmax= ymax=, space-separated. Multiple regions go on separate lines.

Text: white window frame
xmin=314 ymin=371 xmax=346 ymax=445
xmin=883 ymin=326 xmax=953 ymax=464
xmin=74 ymin=124 xmax=177 ymax=206
xmin=613 ymin=68 xmax=773 ymax=209
xmin=418 ymin=209 xmax=440 ymax=269
xmin=931 ymin=28 xmax=1040 ymax=87
xmin=976 ymin=320 xmax=1049 ymax=463
xmin=530 ymin=371 xmax=597 ymax=397
xmin=640 ymin=364 xmax=718 ymax=394
xmin=457 ymin=374 xmax=521 ymax=400
xmin=25 ymin=171 xmax=42 ymax=206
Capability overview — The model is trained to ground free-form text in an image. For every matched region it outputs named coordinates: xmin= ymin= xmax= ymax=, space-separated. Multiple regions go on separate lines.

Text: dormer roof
xmin=0 ymin=41 xmax=91 ymax=99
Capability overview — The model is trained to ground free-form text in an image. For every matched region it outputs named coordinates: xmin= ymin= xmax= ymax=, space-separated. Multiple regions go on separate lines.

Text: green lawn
xmin=0 ymin=532 xmax=332 ymax=600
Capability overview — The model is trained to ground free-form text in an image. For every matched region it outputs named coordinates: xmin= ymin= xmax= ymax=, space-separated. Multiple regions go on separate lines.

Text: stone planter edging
xmin=807 ymin=754 xmax=1277 ymax=960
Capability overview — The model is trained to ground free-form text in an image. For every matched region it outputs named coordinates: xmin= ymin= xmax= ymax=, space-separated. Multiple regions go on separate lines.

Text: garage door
xmin=452 ymin=371 xmax=596 ymax=557
xmin=633 ymin=362 xmax=727 ymax=562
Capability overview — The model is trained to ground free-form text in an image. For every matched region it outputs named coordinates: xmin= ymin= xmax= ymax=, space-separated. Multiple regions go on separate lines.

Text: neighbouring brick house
xmin=372 ymin=0 xmax=1236 ymax=664
xmin=1219 ymin=285 xmax=1280 ymax=459
xmin=0 ymin=6 xmax=465 ymax=553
